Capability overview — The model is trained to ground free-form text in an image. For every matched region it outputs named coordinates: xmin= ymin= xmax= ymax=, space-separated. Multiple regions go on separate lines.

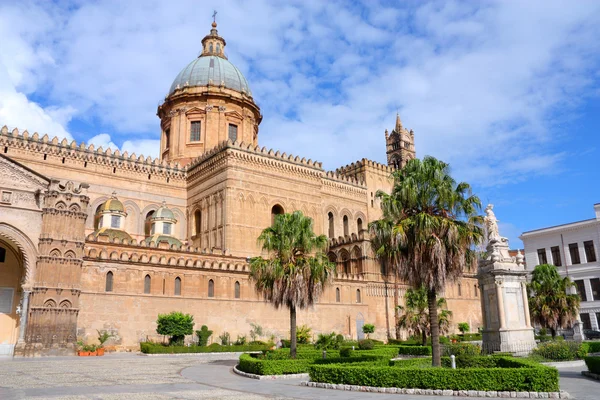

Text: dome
xmin=168 ymin=56 xmax=252 ymax=97
xmin=144 ymin=234 xmax=182 ymax=247
xmin=98 ymin=197 xmax=125 ymax=213
xmin=151 ymin=203 xmax=176 ymax=221
xmin=92 ymin=228 xmax=132 ymax=242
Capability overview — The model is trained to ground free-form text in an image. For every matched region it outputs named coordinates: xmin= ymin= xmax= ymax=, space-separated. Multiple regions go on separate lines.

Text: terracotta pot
xmin=96 ymin=348 xmax=105 ymax=356
xmin=78 ymin=351 xmax=91 ymax=356
xmin=90 ymin=351 xmax=97 ymax=356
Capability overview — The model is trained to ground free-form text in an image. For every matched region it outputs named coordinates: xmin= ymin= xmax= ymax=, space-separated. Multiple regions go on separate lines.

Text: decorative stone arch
xmin=351 ymin=246 xmax=363 ymax=274
xmin=324 ymin=206 xmax=338 ymax=239
xmin=171 ymin=207 xmax=186 ymax=240
xmin=339 ymin=249 xmax=351 ymax=275
xmin=328 ymin=251 xmax=337 ymax=263
xmin=123 ymin=200 xmax=141 ymax=236
xmin=59 ymin=300 xmax=72 ymax=308
xmin=140 ymin=203 xmax=161 ymax=235
xmin=87 ymin=196 xmax=111 ymax=229
xmin=270 ymin=201 xmax=286 ymax=225
xmin=0 ymin=223 xmax=38 ymax=289
xmin=354 ymin=211 xmax=367 ymax=233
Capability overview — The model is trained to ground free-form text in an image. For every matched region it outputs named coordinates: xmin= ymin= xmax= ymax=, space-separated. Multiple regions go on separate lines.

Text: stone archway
xmin=0 ymin=224 xmax=38 ymax=356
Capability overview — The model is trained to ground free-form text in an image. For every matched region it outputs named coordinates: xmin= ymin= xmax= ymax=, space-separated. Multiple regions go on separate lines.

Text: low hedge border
xmin=397 ymin=345 xmax=432 ymax=356
xmin=140 ymin=342 xmax=270 ymax=354
xmin=233 ymin=364 xmax=308 ymax=380
xmin=586 ymin=342 xmax=600 ymax=353
xmin=301 ymin=382 xmax=571 ymax=398
xmin=308 ymin=357 xmax=559 ymax=392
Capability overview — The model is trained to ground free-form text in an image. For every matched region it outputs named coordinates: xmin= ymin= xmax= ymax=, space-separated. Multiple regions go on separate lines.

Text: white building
xmin=520 ymin=203 xmax=600 ymax=331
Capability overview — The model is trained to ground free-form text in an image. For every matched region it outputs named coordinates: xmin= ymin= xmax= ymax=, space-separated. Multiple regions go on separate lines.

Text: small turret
xmin=385 ymin=113 xmax=416 ymax=169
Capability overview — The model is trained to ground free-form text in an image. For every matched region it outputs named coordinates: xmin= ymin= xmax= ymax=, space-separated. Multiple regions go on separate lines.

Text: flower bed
xmin=309 ymin=356 xmax=559 ymax=392
xmin=140 ymin=342 xmax=271 ymax=354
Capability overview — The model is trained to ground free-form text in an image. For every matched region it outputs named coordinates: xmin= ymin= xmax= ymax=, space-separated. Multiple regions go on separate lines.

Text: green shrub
xmin=139 ymin=342 xmax=270 ymax=354
xmin=458 ymin=322 xmax=470 ymax=334
xmin=219 ymin=331 xmax=230 ymax=345
xmin=296 ymin=325 xmax=312 ymax=344
xmin=262 ymin=348 xmax=341 ymax=360
xmin=358 ymin=339 xmax=374 ymax=350
xmin=459 ymin=333 xmax=482 ymax=342
xmin=586 ymin=341 xmax=600 ymax=353
xmin=389 ymin=357 xmax=433 ymax=368
xmin=249 ymin=340 xmax=269 ymax=346
xmin=441 ymin=355 xmax=498 ymax=369
xmin=585 ymin=356 xmax=600 ymax=374
xmin=156 ymin=312 xmax=194 ymax=346
xmin=396 ymin=345 xmax=432 ymax=356
xmin=532 ymin=341 xmax=587 ymax=361
xmin=234 ymin=335 xmax=247 ymax=345
xmin=441 ymin=343 xmax=481 ymax=357
xmin=280 ymin=339 xmax=290 ymax=348
xmin=340 ymin=347 xmax=355 ymax=358
xmin=249 ymin=323 xmax=263 ymax=342
xmin=195 ymin=325 xmax=213 ymax=347
xmin=314 ymin=332 xmax=340 ymax=350
xmin=309 ymin=357 xmax=559 ymax=392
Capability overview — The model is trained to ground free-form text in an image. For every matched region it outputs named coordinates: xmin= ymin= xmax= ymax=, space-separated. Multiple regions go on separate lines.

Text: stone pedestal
xmin=478 ymin=208 xmax=536 ymax=355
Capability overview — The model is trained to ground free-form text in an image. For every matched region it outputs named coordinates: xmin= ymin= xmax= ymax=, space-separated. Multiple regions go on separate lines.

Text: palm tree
xmin=369 ymin=218 xmax=401 ymax=340
xmin=528 ymin=263 xmax=580 ymax=338
xmin=249 ymin=211 xmax=336 ymax=358
xmin=380 ymin=156 xmax=483 ymax=366
xmin=397 ymin=286 xmax=453 ymax=345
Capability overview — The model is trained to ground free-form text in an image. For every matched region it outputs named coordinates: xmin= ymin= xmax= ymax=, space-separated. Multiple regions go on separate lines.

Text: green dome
xmin=99 ymin=198 xmax=125 ymax=213
xmin=169 ymin=55 xmax=251 ymax=97
xmin=144 ymin=234 xmax=182 ymax=247
xmin=152 ymin=204 xmax=176 ymax=221
xmin=92 ymin=228 xmax=132 ymax=241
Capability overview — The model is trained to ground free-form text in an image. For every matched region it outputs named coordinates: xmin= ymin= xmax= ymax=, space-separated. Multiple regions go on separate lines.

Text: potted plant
xmin=88 ymin=344 xmax=98 ymax=356
xmin=96 ymin=330 xmax=113 ymax=356
xmin=77 ymin=340 xmax=90 ymax=356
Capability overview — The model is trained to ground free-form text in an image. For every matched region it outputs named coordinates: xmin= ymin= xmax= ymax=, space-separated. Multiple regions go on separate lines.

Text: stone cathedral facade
xmin=0 ymin=23 xmax=482 ymax=356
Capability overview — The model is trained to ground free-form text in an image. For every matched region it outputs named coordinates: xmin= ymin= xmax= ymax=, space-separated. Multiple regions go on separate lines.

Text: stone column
xmin=521 ymin=282 xmax=531 ymax=328
xmin=479 ymin=284 xmax=487 ymax=330
xmin=495 ymin=280 xmax=506 ymax=330
xmin=18 ymin=290 xmax=30 ymax=342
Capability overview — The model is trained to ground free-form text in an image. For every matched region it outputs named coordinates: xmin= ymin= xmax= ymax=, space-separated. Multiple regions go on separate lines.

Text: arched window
xmin=234 ymin=281 xmax=240 ymax=299
xmin=352 ymin=246 xmax=363 ymax=274
xmin=457 ymin=283 xmax=462 ymax=297
xmin=105 ymin=271 xmax=113 ymax=292
xmin=271 ymin=204 xmax=284 ymax=226
xmin=357 ymin=218 xmax=363 ymax=232
xmin=343 ymin=215 xmax=349 ymax=236
xmin=328 ymin=212 xmax=334 ymax=238
xmin=94 ymin=204 xmax=103 ymax=230
xmin=356 ymin=289 xmax=361 ymax=303
xmin=144 ymin=274 xmax=151 ymax=294
xmin=165 ymin=128 xmax=170 ymax=149
xmin=208 ymin=279 xmax=214 ymax=298
xmin=336 ymin=287 xmax=340 ymax=303
xmin=174 ymin=277 xmax=181 ymax=296
xmin=194 ymin=210 xmax=202 ymax=236
xmin=144 ymin=210 xmax=155 ymax=236
xmin=209 ymin=43 xmax=213 ymax=53
xmin=474 ymin=284 xmax=478 ymax=297
xmin=216 ymin=44 xmax=221 ymax=54
xmin=340 ymin=250 xmax=350 ymax=274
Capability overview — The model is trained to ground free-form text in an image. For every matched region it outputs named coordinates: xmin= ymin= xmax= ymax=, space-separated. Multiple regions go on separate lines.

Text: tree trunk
xmin=422 ymin=331 xmax=427 ymax=346
xmin=394 ymin=274 xmax=401 ymax=340
xmin=383 ymin=274 xmax=391 ymax=342
xmin=427 ymin=288 xmax=441 ymax=366
xmin=290 ymin=305 xmax=297 ymax=359
xmin=550 ymin=327 xmax=556 ymax=339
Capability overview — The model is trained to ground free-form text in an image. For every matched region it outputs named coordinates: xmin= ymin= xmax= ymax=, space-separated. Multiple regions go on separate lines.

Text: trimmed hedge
xmin=389 ymin=358 xmax=433 ymax=368
xmin=532 ymin=341 xmax=587 ymax=361
xmin=308 ymin=357 xmax=559 ymax=392
xmin=586 ymin=341 xmax=600 ymax=353
xmin=396 ymin=345 xmax=432 ymax=356
xmin=239 ymin=353 xmax=313 ymax=375
xmin=140 ymin=342 xmax=270 ymax=354
xmin=264 ymin=349 xmax=341 ymax=359
xmin=585 ymin=356 xmax=600 ymax=374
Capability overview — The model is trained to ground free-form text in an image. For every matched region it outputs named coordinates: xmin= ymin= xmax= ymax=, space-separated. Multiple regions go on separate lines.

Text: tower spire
xmin=395 ymin=112 xmax=402 ymax=132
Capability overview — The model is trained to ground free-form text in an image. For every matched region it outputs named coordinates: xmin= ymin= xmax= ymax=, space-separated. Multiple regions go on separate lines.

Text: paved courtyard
xmin=0 ymin=353 xmax=596 ymax=400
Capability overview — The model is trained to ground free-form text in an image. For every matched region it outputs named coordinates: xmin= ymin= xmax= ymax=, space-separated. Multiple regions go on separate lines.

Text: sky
xmin=1 ymin=0 xmax=599 ymax=247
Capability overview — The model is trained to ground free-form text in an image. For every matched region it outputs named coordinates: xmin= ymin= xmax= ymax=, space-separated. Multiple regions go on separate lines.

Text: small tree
xmin=458 ymin=322 xmax=470 ymax=334
xmin=249 ymin=323 xmax=263 ymax=342
xmin=195 ymin=325 xmax=213 ymax=346
xmin=219 ymin=331 xmax=230 ymax=345
xmin=296 ymin=324 xmax=312 ymax=344
xmin=314 ymin=332 xmax=338 ymax=350
xmin=156 ymin=312 xmax=194 ymax=346
xmin=363 ymin=323 xmax=375 ymax=339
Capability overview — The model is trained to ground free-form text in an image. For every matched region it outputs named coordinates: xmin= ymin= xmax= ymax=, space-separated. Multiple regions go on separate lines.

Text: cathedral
xmin=0 ymin=22 xmax=481 ymax=356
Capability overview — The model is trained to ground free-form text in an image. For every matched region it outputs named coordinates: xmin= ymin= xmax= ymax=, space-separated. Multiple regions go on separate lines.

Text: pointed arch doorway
xmin=356 ymin=312 xmax=365 ymax=341
xmin=0 ymin=238 xmax=25 ymax=356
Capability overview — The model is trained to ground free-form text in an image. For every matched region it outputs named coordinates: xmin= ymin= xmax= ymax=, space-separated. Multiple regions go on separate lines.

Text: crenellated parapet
xmin=187 ymin=139 xmax=324 ymax=181
xmin=0 ymin=126 xmax=187 ymax=181
xmin=335 ymin=158 xmax=394 ymax=177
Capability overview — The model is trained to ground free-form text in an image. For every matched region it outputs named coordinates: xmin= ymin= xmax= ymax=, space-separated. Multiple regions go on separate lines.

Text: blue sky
xmin=1 ymin=0 xmax=599 ymax=246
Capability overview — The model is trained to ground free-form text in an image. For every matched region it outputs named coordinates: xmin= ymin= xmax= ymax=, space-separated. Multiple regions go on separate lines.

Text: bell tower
xmin=385 ymin=113 xmax=415 ymax=169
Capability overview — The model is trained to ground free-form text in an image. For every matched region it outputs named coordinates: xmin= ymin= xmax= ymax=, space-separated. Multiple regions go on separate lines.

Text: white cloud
xmin=1 ymin=0 xmax=599 ymax=187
